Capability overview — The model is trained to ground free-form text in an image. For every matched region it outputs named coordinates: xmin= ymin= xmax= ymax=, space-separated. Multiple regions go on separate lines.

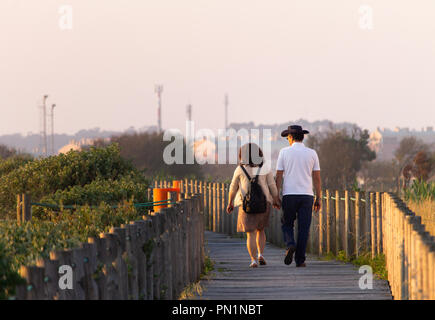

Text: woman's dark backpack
xmin=240 ymin=165 xmax=267 ymax=214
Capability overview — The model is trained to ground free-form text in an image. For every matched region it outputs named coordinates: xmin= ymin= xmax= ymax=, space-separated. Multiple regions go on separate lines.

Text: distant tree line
xmin=307 ymin=127 xmax=376 ymax=190
xmin=84 ymin=128 xmax=434 ymax=191
xmin=93 ymin=133 xmax=204 ymax=179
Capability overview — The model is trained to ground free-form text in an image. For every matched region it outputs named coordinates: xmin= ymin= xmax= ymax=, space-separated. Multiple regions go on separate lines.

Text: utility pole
xmin=51 ymin=104 xmax=56 ymax=155
xmin=224 ymin=93 xmax=229 ymax=130
xmin=41 ymin=95 xmax=49 ymax=157
xmin=154 ymin=84 xmax=163 ymax=133
xmin=186 ymin=104 xmax=192 ymax=122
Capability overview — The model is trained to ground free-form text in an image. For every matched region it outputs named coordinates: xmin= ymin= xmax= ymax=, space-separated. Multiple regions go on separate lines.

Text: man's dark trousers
xmin=281 ymin=195 xmax=314 ymax=265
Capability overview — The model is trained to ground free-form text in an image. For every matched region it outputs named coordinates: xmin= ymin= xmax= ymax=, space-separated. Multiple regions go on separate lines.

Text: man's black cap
xmin=280 ymin=125 xmax=310 ymax=137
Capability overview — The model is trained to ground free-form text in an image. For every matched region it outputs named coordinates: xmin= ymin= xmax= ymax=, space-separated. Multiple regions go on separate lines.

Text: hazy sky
xmin=1 ymin=0 xmax=434 ymax=135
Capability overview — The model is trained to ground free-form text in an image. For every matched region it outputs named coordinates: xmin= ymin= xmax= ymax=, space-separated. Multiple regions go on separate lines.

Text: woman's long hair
xmin=238 ymin=143 xmax=264 ymax=167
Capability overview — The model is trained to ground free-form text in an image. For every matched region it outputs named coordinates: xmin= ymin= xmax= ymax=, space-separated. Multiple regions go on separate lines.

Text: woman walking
xmin=226 ymin=143 xmax=280 ymax=268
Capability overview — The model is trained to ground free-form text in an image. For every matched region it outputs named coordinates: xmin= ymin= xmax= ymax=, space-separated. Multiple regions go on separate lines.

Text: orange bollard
xmin=153 ymin=188 xmax=168 ymax=213
xmin=165 ymin=188 xmax=181 ymax=202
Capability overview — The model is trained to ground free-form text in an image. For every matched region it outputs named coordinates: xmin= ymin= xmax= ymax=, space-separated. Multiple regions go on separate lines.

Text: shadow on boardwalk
xmin=191 ymin=232 xmax=392 ymax=300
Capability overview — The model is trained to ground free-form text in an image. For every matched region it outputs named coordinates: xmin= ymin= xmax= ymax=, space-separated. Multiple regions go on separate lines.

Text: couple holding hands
xmin=226 ymin=125 xmax=322 ymax=268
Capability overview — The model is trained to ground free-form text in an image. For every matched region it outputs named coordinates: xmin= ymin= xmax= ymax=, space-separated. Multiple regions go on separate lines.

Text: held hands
xmin=272 ymin=196 xmax=281 ymax=210
xmin=226 ymin=202 xmax=234 ymax=214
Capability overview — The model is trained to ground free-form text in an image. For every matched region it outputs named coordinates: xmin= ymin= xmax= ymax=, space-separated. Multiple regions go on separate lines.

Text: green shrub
xmin=0 ymin=144 xmax=153 ymax=299
xmin=0 ymin=240 xmax=25 ymax=300
xmin=32 ymin=174 xmax=149 ymax=218
xmin=0 ymin=144 xmax=136 ymax=219
xmin=0 ymin=156 xmax=33 ymax=178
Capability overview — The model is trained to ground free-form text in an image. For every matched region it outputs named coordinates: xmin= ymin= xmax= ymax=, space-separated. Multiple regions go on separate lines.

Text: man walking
xmin=276 ymin=125 xmax=322 ymax=267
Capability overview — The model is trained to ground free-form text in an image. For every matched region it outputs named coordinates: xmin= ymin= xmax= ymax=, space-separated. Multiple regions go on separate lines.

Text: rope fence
xmin=16 ymin=195 xmax=177 ymax=223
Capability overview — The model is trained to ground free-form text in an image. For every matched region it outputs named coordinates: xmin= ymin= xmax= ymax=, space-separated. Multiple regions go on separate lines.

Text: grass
xmin=320 ymin=251 xmax=388 ymax=281
xmin=178 ymin=254 xmax=215 ymax=300
xmin=403 ymin=180 xmax=435 ymax=202
xmin=201 ymin=255 xmax=215 ymax=278
xmin=402 ymin=181 xmax=435 ymax=237
xmin=178 ymin=282 xmax=204 ymax=300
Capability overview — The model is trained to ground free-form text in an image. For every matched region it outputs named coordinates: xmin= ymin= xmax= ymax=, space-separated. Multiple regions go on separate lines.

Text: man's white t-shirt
xmin=276 ymin=142 xmax=320 ymax=196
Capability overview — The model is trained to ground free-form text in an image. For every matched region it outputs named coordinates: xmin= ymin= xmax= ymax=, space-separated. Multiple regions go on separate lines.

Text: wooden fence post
xmin=199 ymin=194 xmax=205 ymax=273
xmin=404 ymin=214 xmax=412 ymax=300
xmin=124 ymin=224 xmax=139 ymax=300
xmin=71 ymin=246 xmax=86 ymax=300
xmin=325 ymin=190 xmax=331 ymax=253
xmin=364 ymin=192 xmax=370 ymax=253
xmin=50 ymin=249 xmax=76 ymax=300
xmin=17 ymin=194 xmax=32 ymax=223
xmin=184 ymin=198 xmax=193 ymax=284
xmin=355 ymin=191 xmax=360 ymax=257
xmin=216 ymin=183 xmax=221 ymax=233
xmin=35 ymin=257 xmax=61 ymax=300
xmin=17 ymin=194 xmax=22 ymax=223
xmin=100 ymin=232 xmax=121 ymax=300
xmin=220 ymin=183 xmax=225 ymax=233
xmin=158 ymin=210 xmax=172 ymax=300
xmin=180 ymin=200 xmax=188 ymax=289
xmin=185 ymin=179 xmax=188 ymax=194
xmin=212 ymin=183 xmax=217 ymax=232
xmin=110 ymin=227 xmax=128 ymax=300
xmin=143 ymin=217 xmax=154 ymax=300
xmin=335 ymin=190 xmax=340 ymax=255
xmin=150 ymin=214 xmax=161 ymax=300
xmin=168 ymin=207 xmax=179 ymax=299
xmin=134 ymin=220 xmax=148 ymax=300
xmin=376 ymin=192 xmax=382 ymax=254
xmin=176 ymin=204 xmax=185 ymax=297
xmin=318 ymin=194 xmax=325 ymax=255
xmin=370 ymin=193 xmax=376 ymax=258
xmin=208 ymin=182 xmax=213 ymax=231
xmin=19 ymin=266 xmax=45 ymax=300
xmin=194 ymin=195 xmax=201 ymax=281
xmin=344 ymin=190 xmax=350 ymax=258
xmin=163 ymin=223 xmax=173 ymax=300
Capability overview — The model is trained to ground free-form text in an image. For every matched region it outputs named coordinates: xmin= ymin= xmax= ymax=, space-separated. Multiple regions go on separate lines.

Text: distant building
xmin=137 ymin=125 xmax=159 ymax=134
xmin=58 ymin=138 xmax=109 ymax=154
xmin=369 ymin=127 xmax=435 ymax=161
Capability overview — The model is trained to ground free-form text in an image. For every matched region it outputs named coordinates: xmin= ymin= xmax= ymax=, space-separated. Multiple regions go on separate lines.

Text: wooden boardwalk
xmin=192 ymin=232 xmax=392 ymax=300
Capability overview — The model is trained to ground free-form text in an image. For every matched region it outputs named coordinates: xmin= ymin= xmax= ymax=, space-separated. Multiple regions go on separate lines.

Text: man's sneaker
xmin=284 ymin=246 xmax=296 ymax=265
xmin=296 ymin=263 xmax=306 ymax=268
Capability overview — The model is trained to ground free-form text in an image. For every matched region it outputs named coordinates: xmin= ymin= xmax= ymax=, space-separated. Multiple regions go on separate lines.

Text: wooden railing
xmin=382 ymin=194 xmax=435 ymax=300
xmin=14 ymin=194 xmax=204 ymax=300
xmin=156 ymin=179 xmax=435 ymax=300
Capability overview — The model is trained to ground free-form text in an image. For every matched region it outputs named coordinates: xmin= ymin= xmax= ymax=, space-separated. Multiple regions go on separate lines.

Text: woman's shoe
xmin=258 ymin=256 xmax=267 ymax=265
xmin=249 ymin=261 xmax=258 ymax=268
